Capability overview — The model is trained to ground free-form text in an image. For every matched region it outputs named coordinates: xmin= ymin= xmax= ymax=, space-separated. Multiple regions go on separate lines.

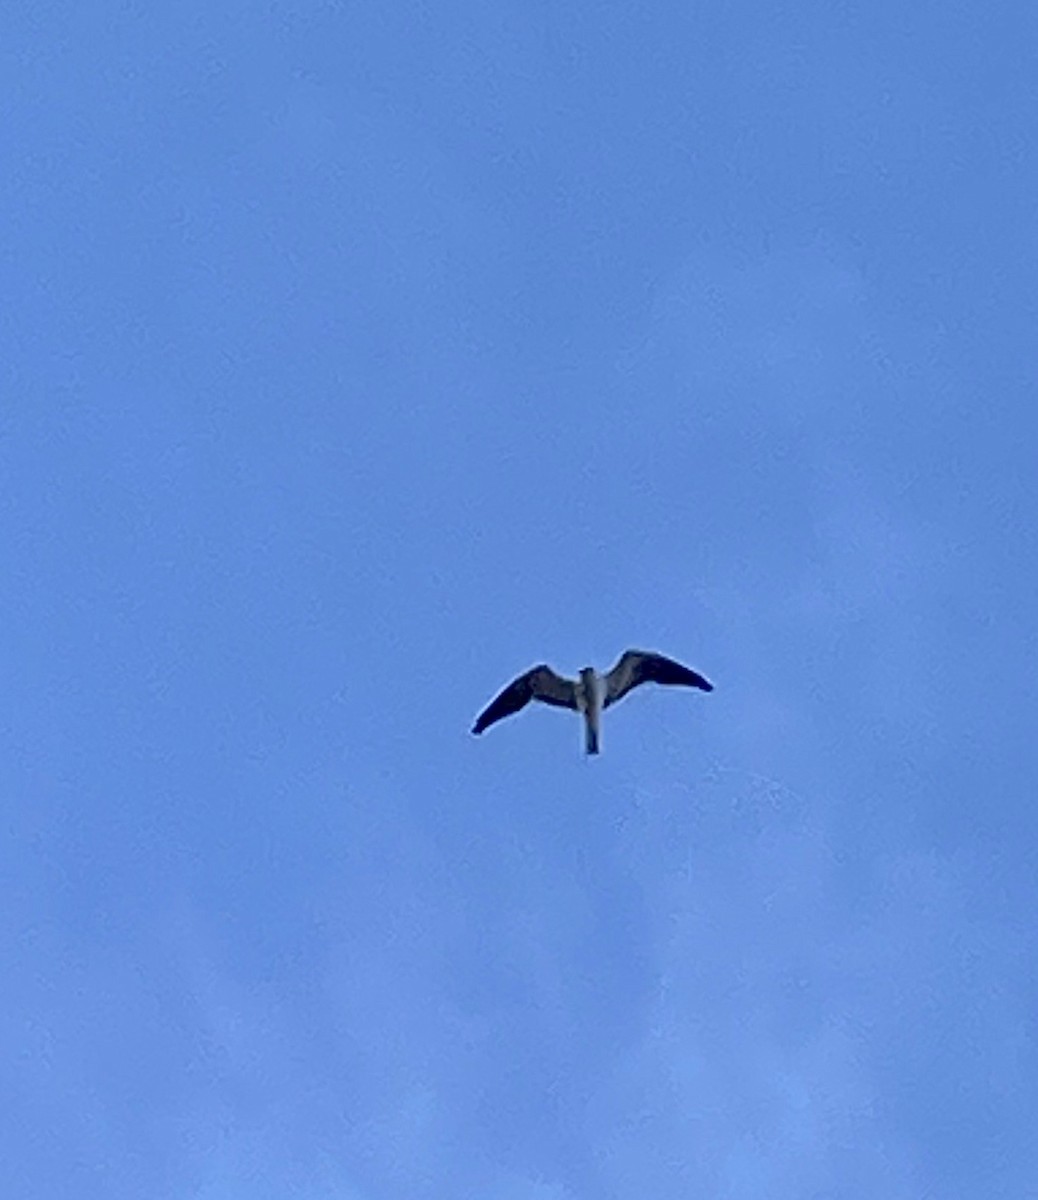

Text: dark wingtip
xmin=701 ymin=679 xmax=715 ymax=692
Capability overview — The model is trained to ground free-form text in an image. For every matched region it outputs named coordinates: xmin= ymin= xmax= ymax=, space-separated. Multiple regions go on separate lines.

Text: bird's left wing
xmin=472 ymin=665 xmax=577 ymax=735
xmin=604 ymin=650 xmax=713 ymax=709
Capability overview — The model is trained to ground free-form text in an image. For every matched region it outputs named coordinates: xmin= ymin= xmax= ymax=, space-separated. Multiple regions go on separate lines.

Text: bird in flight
xmin=471 ymin=649 xmax=713 ymax=755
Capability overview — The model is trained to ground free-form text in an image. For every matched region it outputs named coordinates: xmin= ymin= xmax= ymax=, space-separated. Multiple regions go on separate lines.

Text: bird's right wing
xmin=604 ymin=649 xmax=713 ymax=708
xmin=471 ymin=665 xmax=577 ymax=735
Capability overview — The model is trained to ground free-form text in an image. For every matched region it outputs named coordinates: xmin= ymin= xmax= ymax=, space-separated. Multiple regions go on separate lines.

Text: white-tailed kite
xmin=471 ymin=649 xmax=713 ymax=755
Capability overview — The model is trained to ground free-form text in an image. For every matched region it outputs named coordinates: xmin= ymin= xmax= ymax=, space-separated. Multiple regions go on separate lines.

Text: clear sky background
xmin=3 ymin=2 xmax=1037 ymax=1197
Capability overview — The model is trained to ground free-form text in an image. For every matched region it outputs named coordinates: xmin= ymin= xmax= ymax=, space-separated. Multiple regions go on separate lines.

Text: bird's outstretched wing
xmin=472 ymin=665 xmax=578 ymax=735
xmin=604 ymin=650 xmax=713 ymax=709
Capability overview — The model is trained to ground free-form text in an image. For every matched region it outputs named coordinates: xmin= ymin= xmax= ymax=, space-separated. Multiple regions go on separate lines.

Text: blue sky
xmin=3 ymin=2 xmax=1037 ymax=1196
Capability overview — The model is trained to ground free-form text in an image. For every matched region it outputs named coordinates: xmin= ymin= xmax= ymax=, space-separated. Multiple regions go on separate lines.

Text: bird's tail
xmin=584 ymin=716 xmax=600 ymax=756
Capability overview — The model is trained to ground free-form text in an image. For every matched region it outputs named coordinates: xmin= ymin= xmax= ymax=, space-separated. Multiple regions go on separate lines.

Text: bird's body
xmin=471 ymin=649 xmax=712 ymax=755
xmin=576 ymin=666 xmax=603 ymax=755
